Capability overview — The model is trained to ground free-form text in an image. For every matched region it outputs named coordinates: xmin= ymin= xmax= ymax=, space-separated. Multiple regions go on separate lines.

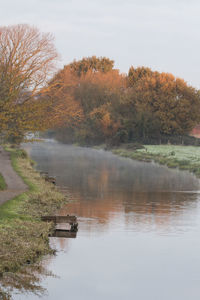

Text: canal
xmin=15 ymin=140 xmax=200 ymax=300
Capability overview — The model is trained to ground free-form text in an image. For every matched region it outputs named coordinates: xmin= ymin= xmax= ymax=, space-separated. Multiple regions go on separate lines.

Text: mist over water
xmin=16 ymin=141 xmax=200 ymax=300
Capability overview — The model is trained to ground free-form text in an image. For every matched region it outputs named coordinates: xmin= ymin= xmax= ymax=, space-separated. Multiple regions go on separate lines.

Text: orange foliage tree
xmin=44 ymin=58 xmax=126 ymax=144
xmin=128 ymin=67 xmax=200 ymax=136
xmin=72 ymin=69 xmax=126 ymax=143
xmin=42 ymin=68 xmax=83 ymax=129
xmin=68 ymin=56 xmax=114 ymax=76
xmin=42 ymin=59 xmax=200 ymax=145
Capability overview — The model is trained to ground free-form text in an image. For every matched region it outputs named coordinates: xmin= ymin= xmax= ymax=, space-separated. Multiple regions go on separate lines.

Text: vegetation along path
xmin=0 ymin=146 xmax=27 ymax=205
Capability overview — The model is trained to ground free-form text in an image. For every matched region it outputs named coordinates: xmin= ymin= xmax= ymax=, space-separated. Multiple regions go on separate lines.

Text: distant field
xmin=112 ymin=145 xmax=200 ymax=177
xmin=140 ymin=145 xmax=200 ymax=162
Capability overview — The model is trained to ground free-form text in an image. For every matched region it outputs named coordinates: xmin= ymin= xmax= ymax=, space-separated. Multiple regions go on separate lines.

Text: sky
xmin=1 ymin=0 xmax=200 ymax=88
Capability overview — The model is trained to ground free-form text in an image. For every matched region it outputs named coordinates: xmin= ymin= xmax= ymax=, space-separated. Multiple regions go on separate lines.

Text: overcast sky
xmin=1 ymin=0 xmax=200 ymax=87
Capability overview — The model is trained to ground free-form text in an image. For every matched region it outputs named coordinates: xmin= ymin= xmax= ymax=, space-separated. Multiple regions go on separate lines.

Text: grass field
xmin=112 ymin=144 xmax=200 ymax=177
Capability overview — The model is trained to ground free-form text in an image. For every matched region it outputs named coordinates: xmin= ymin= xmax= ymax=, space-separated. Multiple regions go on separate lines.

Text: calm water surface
xmin=16 ymin=140 xmax=200 ymax=300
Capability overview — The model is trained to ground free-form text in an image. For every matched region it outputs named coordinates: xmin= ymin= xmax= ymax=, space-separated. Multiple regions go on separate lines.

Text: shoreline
xmin=110 ymin=144 xmax=200 ymax=178
xmin=0 ymin=145 xmax=68 ymax=296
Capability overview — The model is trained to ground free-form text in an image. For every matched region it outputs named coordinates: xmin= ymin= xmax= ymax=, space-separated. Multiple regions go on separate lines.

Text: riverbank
xmin=111 ymin=144 xmax=200 ymax=177
xmin=0 ymin=146 xmax=68 ymax=296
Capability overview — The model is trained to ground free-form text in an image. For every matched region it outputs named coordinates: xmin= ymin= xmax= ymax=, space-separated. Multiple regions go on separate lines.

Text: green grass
xmin=112 ymin=144 xmax=200 ymax=177
xmin=0 ymin=173 xmax=6 ymax=190
xmin=0 ymin=148 xmax=38 ymax=222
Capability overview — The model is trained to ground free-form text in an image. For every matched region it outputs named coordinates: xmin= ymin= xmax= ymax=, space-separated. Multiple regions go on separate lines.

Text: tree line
xmin=45 ymin=57 xmax=200 ymax=145
xmin=0 ymin=24 xmax=200 ymax=145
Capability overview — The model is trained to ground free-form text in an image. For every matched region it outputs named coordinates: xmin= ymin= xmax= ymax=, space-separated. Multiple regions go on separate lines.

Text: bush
xmin=16 ymin=149 xmax=28 ymax=159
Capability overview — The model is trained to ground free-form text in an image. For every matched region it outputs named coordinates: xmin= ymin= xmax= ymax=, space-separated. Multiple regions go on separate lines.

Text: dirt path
xmin=0 ymin=146 xmax=27 ymax=205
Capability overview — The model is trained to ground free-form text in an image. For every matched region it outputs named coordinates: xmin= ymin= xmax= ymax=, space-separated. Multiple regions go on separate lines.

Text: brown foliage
xmin=45 ymin=61 xmax=200 ymax=144
xmin=68 ymin=56 xmax=114 ymax=76
xmin=44 ymin=66 xmax=125 ymax=138
xmin=42 ymin=68 xmax=83 ymax=129
xmin=0 ymin=24 xmax=58 ymax=101
xmin=128 ymin=68 xmax=200 ymax=135
xmin=0 ymin=24 xmax=58 ymax=142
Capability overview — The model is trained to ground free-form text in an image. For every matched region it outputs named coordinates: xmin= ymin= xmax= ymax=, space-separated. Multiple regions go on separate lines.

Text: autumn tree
xmin=68 ymin=56 xmax=114 ymax=77
xmin=44 ymin=57 xmax=124 ymax=144
xmin=42 ymin=55 xmax=115 ymax=133
xmin=72 ymin=70 xmax=126 ymax=143
xmin=0 ymin=24 xmax=58 ymax=142
xmin=46 ymin=62 xmax=127 ymax=144
xmin=42 ymin=68 xmax=83 ymax=130
xmin=127 ymin=67 xmax=200 ymax=136
xmin=128 ymin=66 xmax=153 ymax=86
xmin=44 ymin=59 xmax=200 ymax=145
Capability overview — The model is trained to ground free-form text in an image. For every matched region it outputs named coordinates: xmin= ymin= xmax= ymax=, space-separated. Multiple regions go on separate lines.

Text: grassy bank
xmin=0 ymin=146 xmax=68 ymax=288
xmin=0 ymin=174 xmax=6 ymax=190
xmin=112 ymin=144 xmax=200 ymax=177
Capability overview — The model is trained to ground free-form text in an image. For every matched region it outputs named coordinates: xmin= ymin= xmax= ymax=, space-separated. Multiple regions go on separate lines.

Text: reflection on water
xmin=12 ymin=141 xmax=200 ymax=300
xmin=25 ymin=142 xmax=200 ymax=234
xmin=0 ymin=260 xmax=55 ymax=300
xmin=51 ymin=229 xmax=77 ymax=239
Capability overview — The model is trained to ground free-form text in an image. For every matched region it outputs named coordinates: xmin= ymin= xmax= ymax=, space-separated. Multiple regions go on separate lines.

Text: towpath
xmin=0 ymin=146 xmax=27 ymax=205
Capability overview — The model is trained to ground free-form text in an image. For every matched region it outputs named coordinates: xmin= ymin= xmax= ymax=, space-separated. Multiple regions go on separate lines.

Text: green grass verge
xmin=112 ymin=144 xmax=200 ymax=177
xmin=0 ymin=146 xmax=68 ymax=279
xmin=0 ymin=173 xmax=6 ymax=190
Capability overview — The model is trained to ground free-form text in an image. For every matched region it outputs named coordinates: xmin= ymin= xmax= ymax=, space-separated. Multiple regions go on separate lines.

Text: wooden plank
xmin=51 ymin=229 xmax=77 ymax=238
xmin=41 ymin=215 xmax=77 ymax=223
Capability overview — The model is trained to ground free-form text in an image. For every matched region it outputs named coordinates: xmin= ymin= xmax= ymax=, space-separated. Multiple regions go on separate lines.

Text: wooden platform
xmin=41 ymin=215 xmax=77 ymax=224
xmin=42 ymin=215 xmax=78 ymax=235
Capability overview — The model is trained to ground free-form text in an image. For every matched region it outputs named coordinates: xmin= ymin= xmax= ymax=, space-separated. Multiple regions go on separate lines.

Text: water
xmin=15 ymin=141 xmax=200 ymax=300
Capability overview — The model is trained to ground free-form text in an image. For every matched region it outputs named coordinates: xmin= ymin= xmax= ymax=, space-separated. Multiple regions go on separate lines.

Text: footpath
xmin=0 ymin=146 xmax=27 ymax=205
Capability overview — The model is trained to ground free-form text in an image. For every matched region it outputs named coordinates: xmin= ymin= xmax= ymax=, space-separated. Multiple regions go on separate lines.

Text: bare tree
xmin=0 ymin=24 xmax=58 ymax=104
xmin=0 ymin=24 xmax=58 ymax=143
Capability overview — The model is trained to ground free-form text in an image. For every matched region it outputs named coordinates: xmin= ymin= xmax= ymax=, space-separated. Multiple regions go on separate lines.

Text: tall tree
xmin=128 ymin=69 xmax=200 ymax=135
xmin=0 ymin=24 xmax=58 ymax=142
xmin=47 ymin=64 xmax=126 ymax=144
